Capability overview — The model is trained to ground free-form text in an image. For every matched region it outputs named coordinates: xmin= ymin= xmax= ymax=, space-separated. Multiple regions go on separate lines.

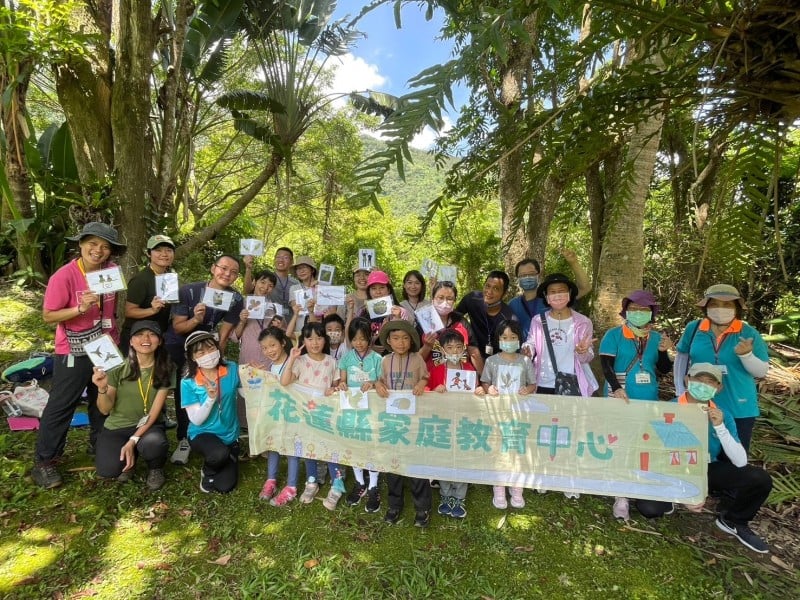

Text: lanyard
xmin=390 ymin=354 xmax=411 ymax=390
xmin=274 ymin=356 xmax=289 ymax=376
xmin=137 ymin=368 xmax=154 ymax=413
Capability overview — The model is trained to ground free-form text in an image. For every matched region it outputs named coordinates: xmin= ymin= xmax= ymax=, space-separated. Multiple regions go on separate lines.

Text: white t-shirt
xmin=539 ymin=315 xmax=575 ymax=387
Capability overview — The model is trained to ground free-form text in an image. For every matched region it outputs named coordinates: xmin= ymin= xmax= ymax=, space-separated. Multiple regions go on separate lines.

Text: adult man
xmin=508 ymin=248 xmax=591 ymax=338
xmin=269 ymin=247 xmax=299 ymax=315
xmin=164 ymin=255 xmax=244 ymax=465
xmin=455 ymin=270 xmax=517 ymax=359
xmin=634 ymin=363 xmax=772 ymax=554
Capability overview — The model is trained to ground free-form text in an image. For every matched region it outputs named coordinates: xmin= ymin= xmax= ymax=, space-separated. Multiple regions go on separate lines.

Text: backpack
xmin=2 ymin=354 xmax=55 ymax=383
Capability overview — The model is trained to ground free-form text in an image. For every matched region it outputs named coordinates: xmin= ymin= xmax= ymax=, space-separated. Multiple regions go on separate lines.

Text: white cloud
xmin=328 ymin=53 xmax=387 ymax=107
xmin=409 ymin=117 xmax=453 ymax=151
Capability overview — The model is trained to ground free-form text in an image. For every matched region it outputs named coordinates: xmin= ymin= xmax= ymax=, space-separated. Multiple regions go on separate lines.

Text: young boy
xmin=634 ymin=363 xmax=772 ymax=553
xmin=375 ymin=320 xmax=431 ymax=527
xmin=426 ymin=329 xmax=476 ymax=519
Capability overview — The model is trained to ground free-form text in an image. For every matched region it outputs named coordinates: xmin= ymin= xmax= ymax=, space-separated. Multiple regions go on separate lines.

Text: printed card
xmin=201 ymin=287 xmax=234 ymax=312
xmin=437 ymin=265 xmax=457 ymax=284
xmin=415 ymin=304 xmax=444 ymax=334
xmin=446 ymin=368 xmax=476 ymax=392
xmin=315 ymin=285 xmax=345 ymax=306
xmin=294 ymin=288 xmax=314 ymax=315
xmin=318 ymin=264 xmax=335 ymax=285
xmin=239 ymin=239 xmax=264 ymax=256
xmin=339 ymin=389 xmax=369 ymax=410
xmin=86 ymin=266 xmax=126 ymax=294
xmin=358 ymin=248 xmax=376 ymax=270
xmin=385 ymin=390 xmax=416 ymax=415
xmin=84 ymin=334 xmax=125 ymax=372
xmin=366 ymin=295 xmax=393 ymax=319
xmin=245 ymin=296 xmax=268 ymax=319
xmin=155 ymin=273 xmax=179 ymax=303
xmin=496 ymin=364 xmax=522 ymax=395
xmin=420 ymin=258 xmax=438 ymax=278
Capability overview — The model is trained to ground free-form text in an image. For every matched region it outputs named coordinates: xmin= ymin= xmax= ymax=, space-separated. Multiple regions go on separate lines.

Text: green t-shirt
xmin=104 ymin=362 xmax=175 ymax=430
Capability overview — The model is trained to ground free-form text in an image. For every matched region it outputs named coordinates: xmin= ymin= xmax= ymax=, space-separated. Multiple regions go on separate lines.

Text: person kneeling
xmin=634 ymin=363 xmax=772 ymax=553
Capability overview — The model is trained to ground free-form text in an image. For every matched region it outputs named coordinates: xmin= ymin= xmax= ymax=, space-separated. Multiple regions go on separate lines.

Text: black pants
xmin=35 ymin=354 xmax=105 ymax=464
xmin=734 ymin=417 xmax=756 ymax=453
xmin=190 ymin=433 xmax=239 ymax=493
xmin=165 ymin=343 xmax=189 ymax=440
xmin=95 ymin=424 xmax=169 ymax=478
xmin=636 ymin=461 xmax=772 ymax=524
xmin=386 ymin=474 xmax=432 ymax=512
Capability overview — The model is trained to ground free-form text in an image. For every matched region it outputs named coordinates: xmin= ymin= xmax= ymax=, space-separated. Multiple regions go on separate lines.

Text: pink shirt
xmin=291 ymin=354 xmax=338 ymax=391
xmin=44 ymin=259 xmax=119 ymax=354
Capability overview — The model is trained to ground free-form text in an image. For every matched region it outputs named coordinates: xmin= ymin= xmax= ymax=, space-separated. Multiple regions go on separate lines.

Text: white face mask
xmin=547 ymin=292 xmax=570 ymax=310
xmin=196 ymin=350 xmax=220 ymax=369
xmin=434 ymin=300 xmax=454 ymax=316
xmin=707 ymin=307 xmax=736 ymax=326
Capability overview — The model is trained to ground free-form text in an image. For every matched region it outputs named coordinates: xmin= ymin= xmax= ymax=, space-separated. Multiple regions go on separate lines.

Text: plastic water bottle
xmin=1 ymin=395 xmax=23 ymax=417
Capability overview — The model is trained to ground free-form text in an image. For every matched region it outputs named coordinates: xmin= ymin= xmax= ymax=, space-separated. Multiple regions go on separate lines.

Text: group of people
xmin=29 ymin=222 xmax=773 ymax=553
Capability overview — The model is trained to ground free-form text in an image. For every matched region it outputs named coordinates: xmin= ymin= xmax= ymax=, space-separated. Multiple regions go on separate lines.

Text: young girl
xmin=280 ymin=322 xmax=339 ymax=505
xmin=400 ymin=270 xmax=430 ymax=315
xmin=349 ymin=270 xmax=412 ymax=354
xmin=323 ymin=313 xmax=348 ymax=363
xmin=92 ymin=320 xmax=173 ymax=491
xmin=375 ymin=320 xmax=431 ymax=527
xmin=182 ymin=331 xmax=240 ymax=494
xmin=476 ymin=320 xmax=536 ymax=510
xmin=338 ymin=318 xmax=384 ymax=512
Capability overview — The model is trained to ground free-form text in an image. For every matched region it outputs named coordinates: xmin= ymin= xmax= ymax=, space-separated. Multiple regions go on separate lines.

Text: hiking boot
xmin=414 ymin=510 xmax=430 ymax=528
xmin=117 ymin=470 xmax=133 ymax=483
xmin=259 ymin=478 xmax=277 ymax=500
xmin=199 ymin=468 xmax=212 ymax=493
xmin=716 ymin=517 xmax=769 ymax=554
xmin=510 ymin=487 xmax=525 ymax=509
xmin=299 ymin=481 xmax=319 ymax=504
xmin=450 ymin=498 xmax=467 ymax=519
xmin=32 ymin=463 xmax=63 ymax=489
xmin=438 ymin=496 xmax=453 ymax=516
xmin=365 ymin=487 xmax=381 ymax=513
xmin=322 ymin=488 xmax=343 ymax=511
xmin=146 ymin=468 xmax=165 ymax=491
xmin=384 ymin=508 xmax=401 ymax=524
xmin=492 ymin=486 xmax=507 ymax=510
xmin=613 ymin=497 xmax=630 ymax=520
xmin=270 ymin=485 xmax=297 ymax=507
xmin=171 ymin=438 xmax=191 ymax=465
xmin=346 ymin=482 xmax=367 ymax=506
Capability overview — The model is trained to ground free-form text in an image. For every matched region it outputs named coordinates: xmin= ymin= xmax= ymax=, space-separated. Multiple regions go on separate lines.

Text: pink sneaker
xmin=510 ymin=487 xmax=525 ymax=509
xmin=270 ymin=485 xmax=297 ymax=507
xmin=492 ymin=486 xmax=508 ymax=509
xmin=259 ymin=478 xmax=277 ymax=500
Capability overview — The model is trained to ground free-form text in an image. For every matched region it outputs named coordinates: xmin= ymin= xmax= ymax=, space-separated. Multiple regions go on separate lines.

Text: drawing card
xmin=201 ymin=286 xmax=234 ymax=311
xmin=437 ymin=265 xmax=457 ymax=284
xmin=366 ymin=295 xmax=393 ymax=319
xmin=420 ymin=258 xmax=438 ymax=278
xmin=155 ymin=273 xmax=179 ymax=303
xmin=239 ymin=239 xmax=264 ymax=256
xmin=358 ymin=248 xmax=376 ymax=270
xmin=84 ymin=334 xmax=125 ymax=372
xmin=294 ymin=288 xmax=314 ymax=315
xmin=415 ymin=304 xmax=444 ymax=334
xmin=315 ymin=285 xmax=345 ymax=306
xmin=496 ymin=364 xmax=522 ymax=394
xmin=317 ymin=264 xmax=335 ymax=285
xmin=246 ymin=296 xmax=267 ymax=319
xmin=86 ymin=266 xmax=126 ymax=294
xmin=446 ymin=368 xmax=476 ymax=393
xmin=271 ymin=303 xmax=283 ymax=316
xmin=339 ymin=389 xmax=369 ymax=411
xmin=385 ymin=391 xmax=416 ymax=415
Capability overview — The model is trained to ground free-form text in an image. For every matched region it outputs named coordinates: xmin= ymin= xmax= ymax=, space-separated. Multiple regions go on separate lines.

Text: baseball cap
xmin=146 ymin=234 xmax=176 ymax=250
xmin=130 ymin=320 xmax=163 ymax=337
xmin=687 ymin=362 xmax=723 ymax=383
xmin=367 ymin=270 xmax=390 ymax=287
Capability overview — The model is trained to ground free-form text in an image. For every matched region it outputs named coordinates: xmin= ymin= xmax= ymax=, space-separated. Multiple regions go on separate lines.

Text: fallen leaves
xmin=303 ymin=558 xmax=319 ymax=569
xmin=209 ymin=554 xmax=231 ymax=566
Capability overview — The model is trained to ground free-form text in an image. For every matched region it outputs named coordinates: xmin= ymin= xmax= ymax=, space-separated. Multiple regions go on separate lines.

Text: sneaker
xmin=270 ymin=485 xmax=297 ymax=507
xmin=117 ymin=470 xmax=133 ymax=484
xmin=171 ymin=438 xmax=191 ymax=465
xmin=299 ymin=481 xmax=319 ymax=504
xmin=199 ymin=469 xmax=212 ymax=493
xmin=613 ymin=497 xmax=630 ymax=520
xmin=346 ymin=483 xmax=367 ymax=506
xmin=438 ymin=496 xmax=453 ymax=516
xmin=450 ymin=498 xmax=467 ymax=519
xmin=492 ymin=486 xmax=508 ymax=510
xmin=259 ymin=478 xmax=277 ymax=500
xmin=146 ymin=468 xmax=165 ymax=491
xmin=414 ymin=510 xmax=430 ymax=528
xmin=322 ymin=488 xmax=343 ymax=511
xmin=32 ymin=463 xmax=63 ymax=489
xmin=510 ymin=487 xmax=525 ymax=509
xmin=564 ymin=492 xmax=580 ymax=499
xmin=663 ymin=503 xmax=676 ymax=516
xmin=384 ymin=508 xmax=401 ymax=524
xmin=716 ymin=517 xmax=769 ymax=554
xmin=429 ymin=479 xmax=440 ymax=488
xmin=365 ymin=487 xmax=381 ymax=513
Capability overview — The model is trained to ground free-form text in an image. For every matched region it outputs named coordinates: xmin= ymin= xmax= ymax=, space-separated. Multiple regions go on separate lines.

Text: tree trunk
xmin=525 ymin=172 xmax=566 ymax=265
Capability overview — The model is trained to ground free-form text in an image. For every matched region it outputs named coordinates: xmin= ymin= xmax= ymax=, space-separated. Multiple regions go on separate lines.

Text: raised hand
xmin=734 ymin=337 xmax=754 ymax=356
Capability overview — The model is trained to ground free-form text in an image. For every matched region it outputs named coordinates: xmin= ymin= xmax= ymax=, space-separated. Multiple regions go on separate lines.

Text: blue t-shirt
xmin=674 ymin=395 xmax=739 ymax=463
xmin=508 ymin=295 xmax=546 ymax=339
xmin=599 ymin=326 xmax=663 ymax=400
xmin=181 ymin=360 xmax=240 ymax=445
xmin=676 ymin=319 xmax=768 ymax=419
xmin=339 ymin=349 xmax=382 ymax=388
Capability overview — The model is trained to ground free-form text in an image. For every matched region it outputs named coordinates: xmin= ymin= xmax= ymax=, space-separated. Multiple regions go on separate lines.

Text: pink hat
xmin=367 ymin=270 xmax=390 ymax=287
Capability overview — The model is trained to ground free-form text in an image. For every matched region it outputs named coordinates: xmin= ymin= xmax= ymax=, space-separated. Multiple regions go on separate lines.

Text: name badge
xmin=635 ymin=372 xmax=651 ymax=384
xmin=485 ymin=344 xmax=493 ymax=356
xmin=718 ymin=365 xmax=728 ymax=375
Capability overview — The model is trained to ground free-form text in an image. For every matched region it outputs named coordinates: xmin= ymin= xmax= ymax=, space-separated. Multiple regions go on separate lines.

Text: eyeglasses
xmin=215 ymin=264 xmax=240 ymax=276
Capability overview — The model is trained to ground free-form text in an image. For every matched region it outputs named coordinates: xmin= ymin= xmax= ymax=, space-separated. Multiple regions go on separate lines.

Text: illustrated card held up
xmin=86 ymin=266 xmax=126 ymax=294
xmin=366 ymin=295 xmax=393 ymax=319
xmin=420 ymin=258 xmax=438 ymax=278
xmin=245 ymin=296 xmax=268 ymax=319
xmin=358 ymin=248 xmax=376 ymax=270
xmin=437 ymin=265 xmax=457 ymax=284
xmin=239 ymin=239 xmax=264 ymax=256
xmin=315 ymin=285 xmax=345 ymax=306
xmin=385 ymin=391 xmax=416 ymax=415
xmin=446 ymin=368 xmax=476 ymax=392
xmin=415 ymin=304 xmax=444 ymax=334
xmin=155 ymin=273 xmax=179 ymax=303
xmin=201 ymin=287 xmax=234 ymax=312
xmin=318 ymin=264 xmax=335 ymax=285
xmin=84 ymin=334 xmax=125 ymax=372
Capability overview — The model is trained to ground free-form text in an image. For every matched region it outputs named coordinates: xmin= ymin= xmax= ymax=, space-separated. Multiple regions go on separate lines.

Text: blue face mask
xmin=626 ymin=310 xmax=652 ymax=328
xmin=687 ymin=381 xmax=717 ymax=402
xmin=518 ymin=276 xmax=539 ymax=291
xmin=499 ymin=340 xmax=520 ymax=353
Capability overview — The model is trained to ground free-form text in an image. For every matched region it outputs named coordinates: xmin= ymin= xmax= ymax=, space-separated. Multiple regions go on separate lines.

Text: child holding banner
xmin=476 ymin=320 xmax=536 ymax=509
xmin=375 ymin=320 xmax=431 ymax=527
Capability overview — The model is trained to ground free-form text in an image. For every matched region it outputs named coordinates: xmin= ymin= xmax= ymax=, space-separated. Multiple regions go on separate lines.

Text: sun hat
xmin=367 ymin=270 xmax=390 ymax=287
xmin=146 ymin=234 xmax=176 ymax=250
xmin=352 ymin=265 xmax=371 ymax=274
xmin=130 ymin=320 xmax=163 ymax=337
xmin=66 ymin=222 xmax=126 ymax=253
xmin=292 ymin=255 xmax=317 ymax=276
xmin=696 ymin=284 xmax=745 ymax=309
xmin=687 ymin=362 xmax=723 ymax=384
xmin=536 ymin=273 xmax=578 ymax=304
xmin=620 ymin=290 xmax=660 ymax=319
xmin=184 ymin=330 xmax=218 ymax=352
xmin=378 ymin=320 xmax=420 ymax=352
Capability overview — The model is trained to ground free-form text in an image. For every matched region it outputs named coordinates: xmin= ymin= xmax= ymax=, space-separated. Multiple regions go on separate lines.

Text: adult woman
xmin=673 ymin=284 xmax=769 ymax=452
xmin=33 ymin=222 xmax=126 ymax=489
xmin=182 ymin=331 xmax=240 ymax=493
xmin=345 ymin=266 xmax=370 ymax=321
xmin=92 ymin=321 xmax=173 ymax=491
xmin=288 ymin=255 xmax=318 ymax=334
xmin=419 ymin=281 xmax=483 ymax=373
xmin=400 ymin=270 xmax=430 ymax=315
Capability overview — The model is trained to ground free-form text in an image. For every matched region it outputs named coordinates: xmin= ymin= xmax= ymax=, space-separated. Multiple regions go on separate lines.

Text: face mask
xmin=518 ymin=276 xmax=539 ymax=291
xmin=626 ymin=310 xmax=652 ymax=328
xmin=445 ymin=353 xmax=463 ymax=364
xmin=327 ymin=331 xmax=342 ymax=344
xmin=547 ymin=292 xmax=570 ymax=310
xmin=499 ymin=340 xmax=520 ymax=353
xmin=196 ymin=350 xmax=220 ymax=370
xmin=707 ymin=307 xmax=736 ymax=325
xmin=687 ymin=380 xmax=717 ymax=402
xmin=434 ymin=300 xmax=454 ymax=316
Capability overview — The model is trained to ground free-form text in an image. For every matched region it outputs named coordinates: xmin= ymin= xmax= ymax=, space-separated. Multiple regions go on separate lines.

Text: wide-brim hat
xmin=378 ymin=320 xmax=420 ymax=352
xmin=146 ymin=234 xmax=175 ymax=250
xmin=696 ymin=284 xmax=745 ymax=309
xmin=184 ymin=330 xmax=218 ymax=352
xmin=687 ymin=362 xmax=723 ymax=384
xmin=536 ymin=273 xmax=578 ymax=302
xmin=352 ymin=265 xmax=371 ymax=274
xmin=292 ymin=255 xmax=317 ymax=276
xmin=66 ymin=222 xmax=126 ymax=254
xmin=130 ymin=320 xmax=163 ymax=338
xmin=620 ymin=290 xmax=659 ymax=319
